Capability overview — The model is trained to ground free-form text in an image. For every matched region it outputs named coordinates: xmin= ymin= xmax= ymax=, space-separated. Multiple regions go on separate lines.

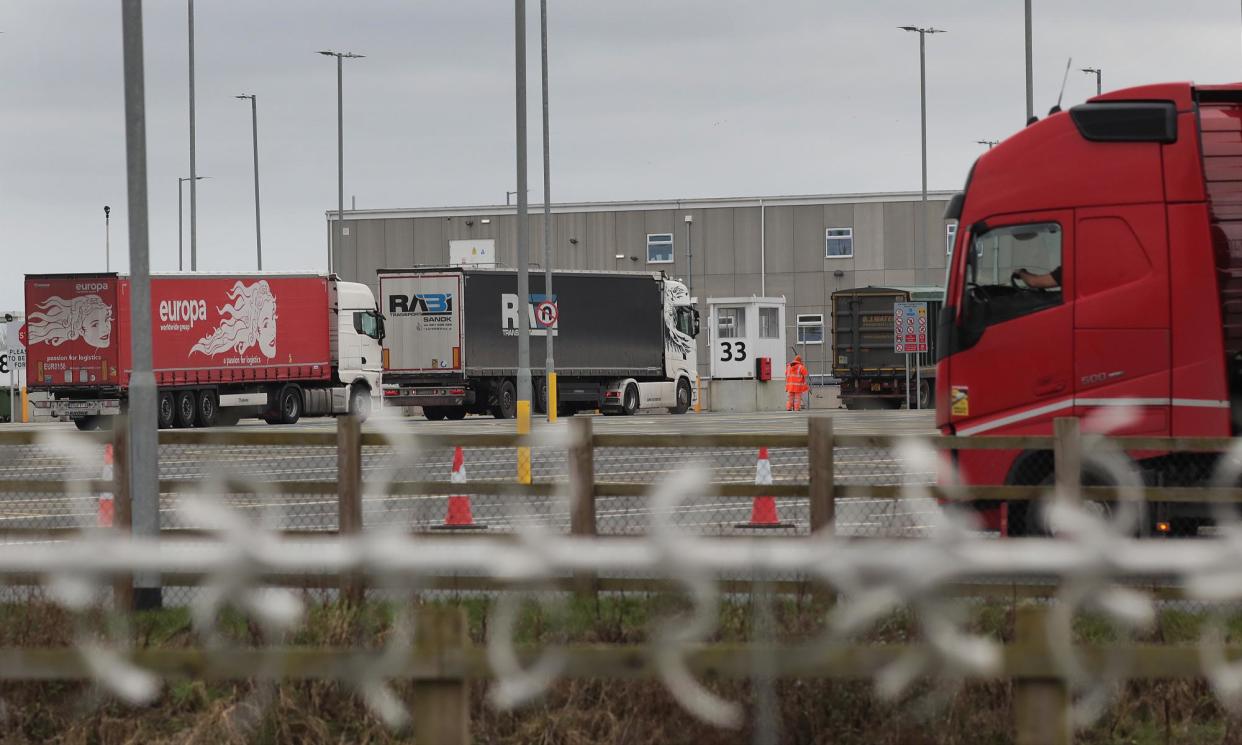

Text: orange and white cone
xmin=98 ymin=444 xmax=115 ymax=528
xmin=736 ymin=447 xmax=794 ymax=529
xmin=433 ymin=446 xmax=487 ymax=530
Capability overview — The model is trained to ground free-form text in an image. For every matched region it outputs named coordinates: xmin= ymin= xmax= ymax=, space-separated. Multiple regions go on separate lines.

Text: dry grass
xmin=0 ymin=595 xmax=1237 ymax=744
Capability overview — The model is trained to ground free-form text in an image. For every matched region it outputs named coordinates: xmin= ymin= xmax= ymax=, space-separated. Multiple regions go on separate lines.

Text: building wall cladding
xmin=331 ymin=192 xmax=953 ymax=381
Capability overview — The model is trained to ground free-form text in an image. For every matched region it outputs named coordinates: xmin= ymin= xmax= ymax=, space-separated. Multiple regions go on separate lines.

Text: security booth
xmin=706 ymin=297 xmax=787 ymax=412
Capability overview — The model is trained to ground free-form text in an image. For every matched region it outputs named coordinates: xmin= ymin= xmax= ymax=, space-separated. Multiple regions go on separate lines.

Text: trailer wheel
xmin=74 ymin=416 xmax=100 ymax=432
xmin=277 ymin=385 xmax=302 ymax=425
xmin=174 ymin=390 xmax=197 ymax=429
xmin=424 ymin=406 xmax=446 ymax=421
xmin=158 ymin=392 xmax=176 ymax=429
xmin=918 ymin=380 xmax=934 ymax=409
xmin=196 ymin=390 xmax=219 ymax=428
xmin=621 ymin=383 xmax=640 ymax=416
xmin=348 ymin=384 xmax=372 ymax=422
xmin=493 ymin=380 xmax=517 ymax=419
xmin=669 ymin=378 xmax=692 ymax=415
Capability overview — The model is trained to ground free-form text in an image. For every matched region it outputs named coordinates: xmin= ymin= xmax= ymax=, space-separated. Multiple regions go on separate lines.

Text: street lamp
xmin=187 ymin=0 xmax=198 ymax=271
xmin=104 ymin=206 xmax=111 ymax=271
xmin=1081 ymin=66 xmax=1102 ymax=96
xmin=178 ymin=176 xmax=208 ymax=271
xmin=976 ymin=139 xmax=1000 ymax=149
xmin=539 ymin=0 xmax=557 ymax=422
xmin=235 ymin=94 xmax=262 ymax=270
xmin=899 ymin=25 xmax=945 ymax=282
xmin=318 ymin=50 xmax=365 ymax=275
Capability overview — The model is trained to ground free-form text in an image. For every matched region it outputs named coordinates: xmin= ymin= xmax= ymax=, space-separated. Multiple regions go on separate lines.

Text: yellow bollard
xmin=517 ymin=399 xmax=532 ymax=484
xmin=20 ymin=386 xmax=28 ymax=423
xmin=547 ymin=372 xmax=558 ymax=423
xmin=694 ymin=375 xmax=703 ymax=413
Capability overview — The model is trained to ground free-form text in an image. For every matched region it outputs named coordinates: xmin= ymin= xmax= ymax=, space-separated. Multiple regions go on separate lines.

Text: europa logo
xmin=159 ymin=299 xmax=209 ymax=324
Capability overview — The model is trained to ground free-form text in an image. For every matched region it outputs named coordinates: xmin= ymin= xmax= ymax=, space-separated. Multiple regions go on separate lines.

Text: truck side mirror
xmin=692 ymin=308 xmax=701 ymax=338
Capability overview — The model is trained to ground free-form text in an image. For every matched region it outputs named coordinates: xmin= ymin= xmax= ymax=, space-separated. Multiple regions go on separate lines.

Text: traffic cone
xmin=433 ymin=446 xmax=487 ymax=530
xmin=98 ymin=444 xmax=114 ymax=528
xmin=736 ymin=447 xmax=794 ymax=529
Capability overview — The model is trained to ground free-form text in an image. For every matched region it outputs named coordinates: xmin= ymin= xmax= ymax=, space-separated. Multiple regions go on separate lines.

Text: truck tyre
xmin=669 ymin=378 xmax=692 ymax=415
xmin=196 ymin=390 xmax=219 ymax=428
xmin=621 ymin=383 xmax=640 ymax=416
xmin=493 ymin=380 xmax=517 ymax=419
xmin=158 ymin=392 xmax=176 ymax=429
xmin=348 ymin=384 xmax=372 ymax=422
xmin=445 ymin=407 xmax=467 ymax=420
xmin=277 ymin=385 xmax=302 ymax=425
xmin=174 ymin=390 xmax=197 ymax=429
xmin=424 ymin=407 xmax=446 ymax=421
xmin=918 ymin=380 xmax=934 ymax=409
xmin=74 ymin=416 xmax=100 ymax=432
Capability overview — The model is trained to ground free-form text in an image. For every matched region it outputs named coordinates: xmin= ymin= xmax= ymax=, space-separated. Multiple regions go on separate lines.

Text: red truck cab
xmin=937 ymin=82 xmax=1241 ymax=534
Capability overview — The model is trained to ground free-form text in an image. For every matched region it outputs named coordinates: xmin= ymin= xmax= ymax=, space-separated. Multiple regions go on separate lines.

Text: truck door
xmin=1072 ymin=205 xmax=1170 ymax=434
xmin=946 ymin=211 xmax=1073 ymax=436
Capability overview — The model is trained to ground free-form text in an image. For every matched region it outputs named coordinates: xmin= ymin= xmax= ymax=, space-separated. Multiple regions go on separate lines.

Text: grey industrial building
xmin=328 ymin=190 xmax=955 ymax=381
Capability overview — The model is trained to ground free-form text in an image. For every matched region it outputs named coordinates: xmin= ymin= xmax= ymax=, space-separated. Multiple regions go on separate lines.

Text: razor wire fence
xmin=9 ymin=418 xmax=1242 ymax=742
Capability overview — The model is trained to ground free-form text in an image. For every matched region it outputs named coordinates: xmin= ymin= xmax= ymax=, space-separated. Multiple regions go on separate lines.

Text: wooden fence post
xmin=1013 ymin=604 xmax=1070 ymax=745
xmin=808 ymin=416 xmax=835 ymax=534
xmin=1053 ymin=417 xmax=1082 ymax=504
xmin=111 ymin=418 xmax=133 ymax=613
xmin=568 ymin=417 xmax=597 ymax=600
xmin=413 ymin=605 xmax=470 ymax=745
xmin=337 ymin=415 xmax=364 ymax=605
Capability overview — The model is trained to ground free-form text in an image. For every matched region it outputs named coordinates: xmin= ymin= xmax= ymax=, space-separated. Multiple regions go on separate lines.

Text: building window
xmin=946 ymin=223 xmax=957 ymax=256
xmin=717 ymin=307 xmax=745 ymax=339
xmin=797 ymin=314 xmax=824 ymax=344
xmin=646 ymin=233 xmax=674 ymax=264
xmin=825 ymin=227 xmax=853 ymax=258
xmin=759 ymin=307 xmax=780 ymax=339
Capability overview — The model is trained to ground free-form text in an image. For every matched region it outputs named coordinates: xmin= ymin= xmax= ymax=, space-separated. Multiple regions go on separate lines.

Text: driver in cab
xmin=1013 ymin=266 xmax=1061 ymax=289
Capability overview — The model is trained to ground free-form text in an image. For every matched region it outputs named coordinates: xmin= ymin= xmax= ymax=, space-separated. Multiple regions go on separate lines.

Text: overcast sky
xmin=2 ymin=0 xmax=1241 ymax=313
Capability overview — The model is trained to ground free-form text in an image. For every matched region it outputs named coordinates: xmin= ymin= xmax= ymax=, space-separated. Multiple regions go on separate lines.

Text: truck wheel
xmin=621 ymin=383 xmax=640 ymax=416
xmin=918 ymin=380 xmax=934 ymax=409
xmin=196 ymin=390 xmax=219 ymax=428
xmin=669 ymin=378 xmax=692 ymax=415
xmin=348 ymin=385 xmax=372 ymax=422
xmin=158 ymin=392 xmax=176 ymax=429
xmin=493 ymin=380 xmax=517 ymax=419
xmin=277 ymin=385 xmax=302 ymax=425
xmin=424 ymin=406 xmax=446 ymax=421
xmin=174 ymin=391 xmax=197 ymax=428
xmin=74 ymin=416 xmax=100 ymax=432
xmin=445 ymin=407 xmax=467 ymax=420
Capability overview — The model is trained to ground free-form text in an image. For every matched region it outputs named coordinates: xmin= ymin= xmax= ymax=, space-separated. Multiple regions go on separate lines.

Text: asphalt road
xmin=0 ymin=409 xmax=941 ymax=538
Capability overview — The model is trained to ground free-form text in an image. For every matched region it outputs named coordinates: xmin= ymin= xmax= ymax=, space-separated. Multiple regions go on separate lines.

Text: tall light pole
xmin=187 ymin=0 xmax=198 ymax=270
xmin=235 ymin=94 xmax=262 ymax=270
xmin=899 ymin=25 xmax=945 ymax=283
xmin=178 ymin=176 xmax=208 ymax=272
xmin=1025 ymin=0 xmax=1033 ymax=122
xmin=104 ymin=205 xmax=111 ymax=271
xmin=539 ymin=0 xmax=556 ymax=422
xmin=121 ymin=0 xmax=161 ymax=610
xmin=318 ymin=50 xmax=365 ymax=275
xmin=515 ymin=0 xmax=532 ymax=483
xmin=1081 ymin=67 xmax=1102 ymax=96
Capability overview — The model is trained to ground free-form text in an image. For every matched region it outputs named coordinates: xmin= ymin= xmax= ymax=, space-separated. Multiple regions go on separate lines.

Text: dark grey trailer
xmin=379 ymin=267 xmax=699 ymax=419
xmin=830 ymin=286 xmax=943 ymax=409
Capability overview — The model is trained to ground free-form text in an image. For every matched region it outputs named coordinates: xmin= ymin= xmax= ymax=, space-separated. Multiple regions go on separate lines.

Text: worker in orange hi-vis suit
xmin=785 ymin=355 xmax=809 ymax=411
